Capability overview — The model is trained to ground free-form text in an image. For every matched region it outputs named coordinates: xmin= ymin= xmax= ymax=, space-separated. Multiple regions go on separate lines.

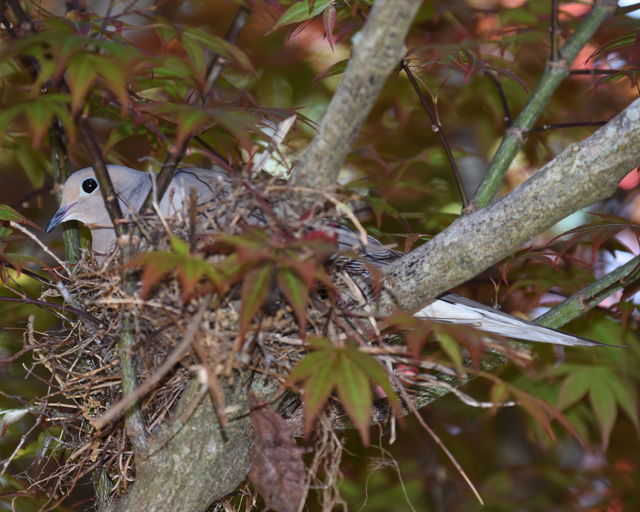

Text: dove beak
xmin=45 ymin=203 xmax=76 ymax=234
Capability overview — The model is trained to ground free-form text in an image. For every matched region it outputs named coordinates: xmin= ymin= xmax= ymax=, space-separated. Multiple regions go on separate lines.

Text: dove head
xmin=46 ymin=166 xmax=148 ymax=235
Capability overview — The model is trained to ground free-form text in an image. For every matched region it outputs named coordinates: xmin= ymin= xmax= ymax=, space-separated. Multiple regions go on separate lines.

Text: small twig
xmin=617 ymin=1 xmax=640 ymax=14
xmin=535 ymin=253 xmax=640 ymax=329
xmin=9 ymin=221 xmax=70 ymax=274
xmin=388 ymin=371 xmax=484 ymax=505
xmin=0 ymin=296 xmax=103 ymax=326
xmin=569 ymin=68 xmax=640 ymax=75
xmin=400 ymin=60 xmax=467 ymax=207
xmin=484 ymin=70 xmax=512 ymax=127
xmin=526 ymin=120 xmax=608 ymax=134
xmin=550 ymin=0 xmax=560 ymax=62
xmin=416 ymin=376 xmax=518 ymax=408
xmin=91 ymin=296 xmax=210 ymax=430
xmin=0 ymin=416 xmax=41 ymax=477
xmin=202 ymin=5 xmax=251 ymax=101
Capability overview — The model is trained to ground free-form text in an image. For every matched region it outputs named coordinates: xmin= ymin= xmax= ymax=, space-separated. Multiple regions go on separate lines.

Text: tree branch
xmin=290 ymin=0 xmax=422 ymax=203
xmin=381 ymin=97 xmax=640 ymax=313
xmin=472 ymin=0 xmax=618 ymax=208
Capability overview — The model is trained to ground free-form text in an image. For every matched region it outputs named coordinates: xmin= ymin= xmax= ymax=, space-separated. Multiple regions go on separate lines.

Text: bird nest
xmin=23 ymin=177 xmax=526 ymax=510
xmin=25 ymin=178 xmax=410 ymax=507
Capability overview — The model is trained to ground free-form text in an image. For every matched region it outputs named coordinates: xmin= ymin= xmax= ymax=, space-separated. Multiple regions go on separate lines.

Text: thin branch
xmin=0 ymin=296 xmax=103 ymax=326
xmin=569 ymin=68 xmax=640 ymax=75
xmin=617 ymin=1 xmax=640 ymax=14
xmin=484 ymin=70 xmax=512 ymax=127
xmin=154 ymin=4 xmax=251 ymax=202
xmin=9 ymin=221 xmax=70 ymax=274
xmin=400 ymin=60 xmax=467 ymax=207
xmin=535 ymin=254 xmax=640 ymax=329
xmin=550 ymin=0 xmax=560 ymax=62
xmin=472 ymin=0 xmax=618 ymax=208
xmin=526 ymin=120 xmax=608 ymax=134
xmin=290 ymin=0 xmax=423 ymax=207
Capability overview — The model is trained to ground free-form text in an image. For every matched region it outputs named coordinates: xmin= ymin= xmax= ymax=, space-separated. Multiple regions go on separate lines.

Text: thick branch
xmin=381 ymin=98 xmax=640 ymax=313
xmin=290 ymin=0 xmax=422 ymax=198
xmin=473 ymin=0 xmax=618 ymax=207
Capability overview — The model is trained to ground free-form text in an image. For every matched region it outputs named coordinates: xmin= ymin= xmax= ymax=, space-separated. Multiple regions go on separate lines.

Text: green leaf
xmin=335 ymin=350 xmax=372 ymax=445
xmin=313 ymin=59 xmax=348 ymax=83
xmin=271 ymin=0 xmax=332 ymax=32
xmin=276 ymin=266 xmax=309 ymax=331
xmin=169 ymin=235 xmax=190 ymax=256
xmin=299 ymin=353 xmax=338 ymax=436
xmin=66 ymin=54 xmax=97 ymax=113
xmin=181 ymin=30 xmax=208 ymax=77
xmin=344 ymin=341 xmax=400 ymax=415
xmin=24 ymin=100 xmax=54 ymax=147
xmin=605 ymin=372 xmax=640 ymax=430
xmin=239 ymin=262 xmax=274 ymax=336
xmin=436 ymin=332 xmax=464 ymax=374
xmin=0 ymin=204 xmax=38 ymax=229
xmin=589 ymin=376 xmax=617 ymax=448
xmin=557 ymin=368 xmax=592 ymax=410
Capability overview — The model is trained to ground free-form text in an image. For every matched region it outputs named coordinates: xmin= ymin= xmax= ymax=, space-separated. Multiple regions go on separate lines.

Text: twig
xmin=415 ymin=375 xmax=518 ymax=408
xmin=526 ymin=120 xmax=608 ymax=134
xmin=400 ymin=60 xmax=467 ymax=207
xmin=535 ymin=253 xmax=640 ymax=329
xmin=617 ymin=1 xmax=640 ymax=14
xmin=484 ymin=70 xmax=512 ymax=127
xmin=472 ymin=0 xmax=618 ymax=208
xmin=91 ymin=296 xmax=210 ymax=430
xmin=569 ymin=68 xmax=640 ymax=75
xmin=0 ymin=296 xmax=103 ymax=326
xmin=388 ymin=370 xmax=484 ymax=505
xmin=9 ymin=221 xmax=70 ymax=274
xmin=551 ymin=0 xmax=560 ymax=62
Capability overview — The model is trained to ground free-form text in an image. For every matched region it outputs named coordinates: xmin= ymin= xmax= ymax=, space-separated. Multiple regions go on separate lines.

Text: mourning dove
xmin=46 ymin=165 xmax=229 ymax=259
xmin=46 ymin=165 xmax=611 ymax=348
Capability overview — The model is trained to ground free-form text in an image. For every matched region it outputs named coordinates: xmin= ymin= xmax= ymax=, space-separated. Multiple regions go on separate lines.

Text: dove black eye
xmin=81 ymin=178 xmax=98 ymax=194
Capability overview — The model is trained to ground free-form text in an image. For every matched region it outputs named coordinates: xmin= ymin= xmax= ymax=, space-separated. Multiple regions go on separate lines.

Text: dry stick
xmin=400 ymin=60 xmax=467 ymax=208
xmin=290 ymin=0 xmax=423 ymax=204
xmin=90 ymin=297 xmax=209 ymax=431
xmin=0 ymin=296 xmax=103 ymax=326
xmin=473 ymin=0 xmax=618 ymax=208
xmin=153 ymin=4 xmax=251 ymax=203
